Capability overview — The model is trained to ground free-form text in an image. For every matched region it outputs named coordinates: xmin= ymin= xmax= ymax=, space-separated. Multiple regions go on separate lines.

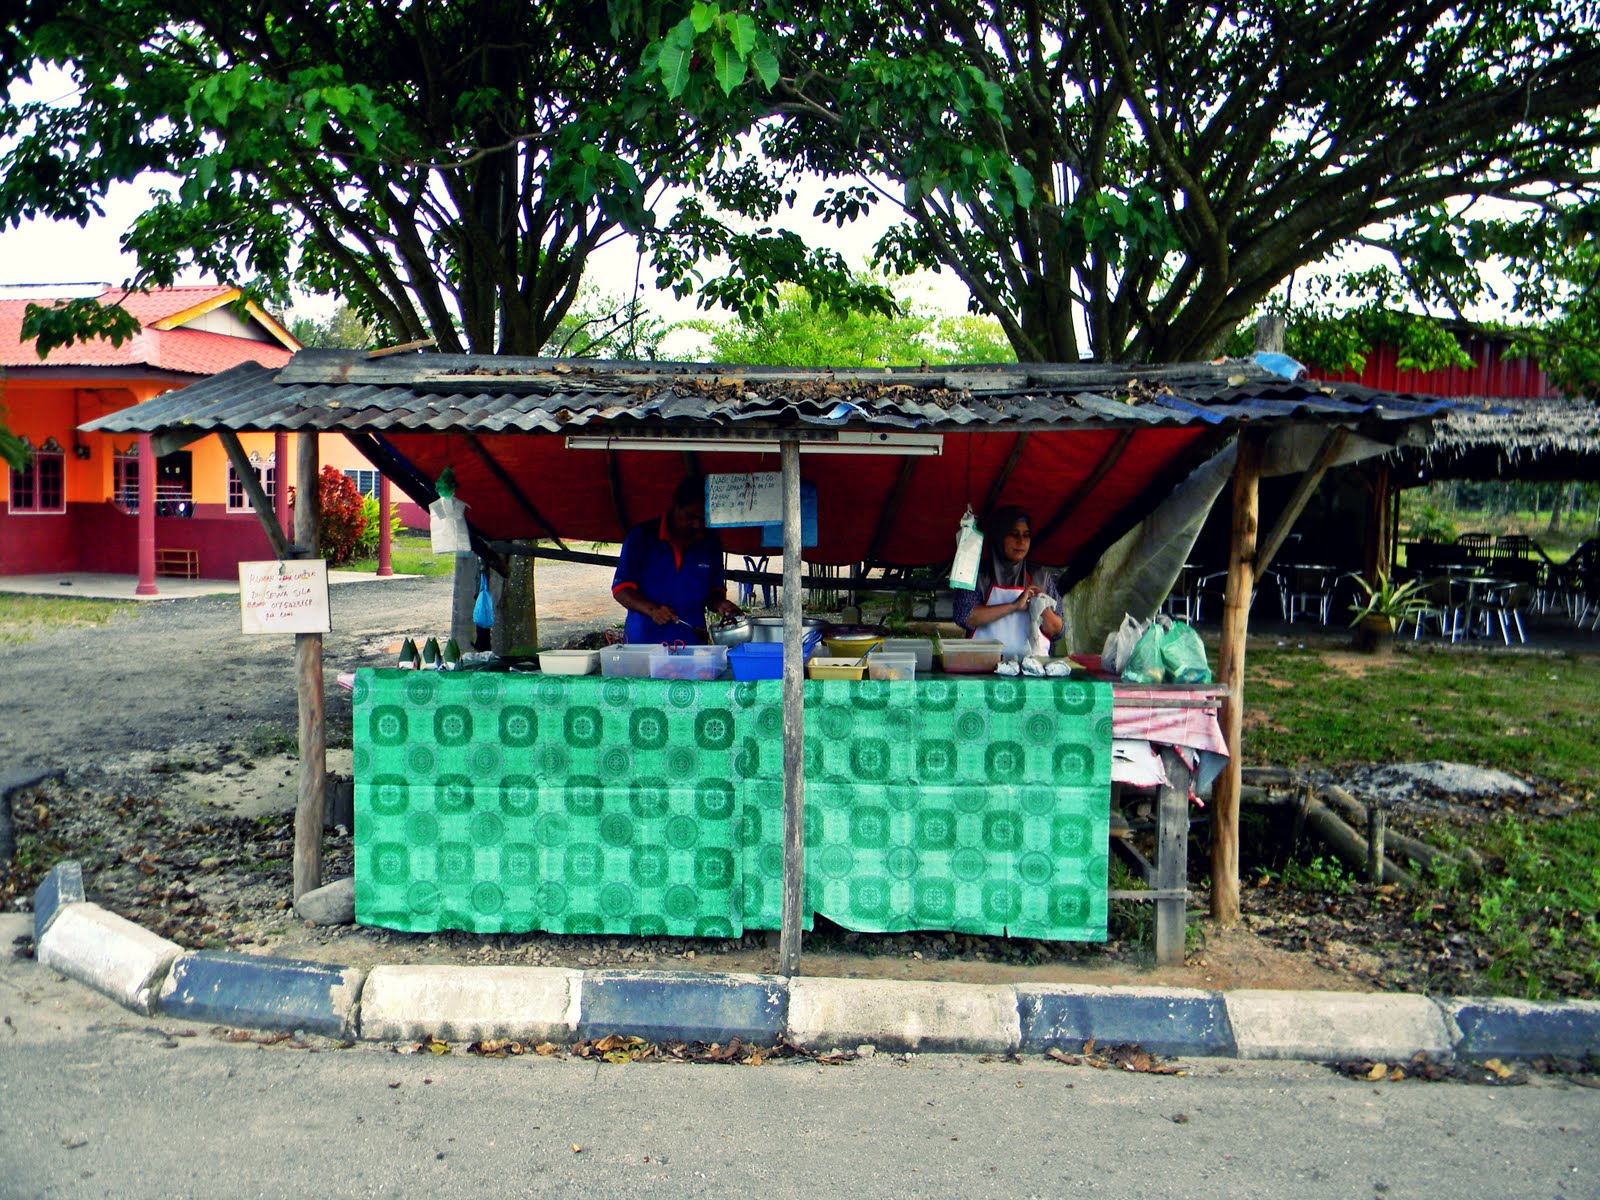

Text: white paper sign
xmin=239 ymin=560 xmax=332 ymax=635
xmin=705 ymin=472 xmax=782 ymax=527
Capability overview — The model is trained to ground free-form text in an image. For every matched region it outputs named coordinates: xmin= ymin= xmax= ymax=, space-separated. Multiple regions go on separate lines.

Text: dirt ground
xmin=0 ymin=565 xmax=1415 ymax=993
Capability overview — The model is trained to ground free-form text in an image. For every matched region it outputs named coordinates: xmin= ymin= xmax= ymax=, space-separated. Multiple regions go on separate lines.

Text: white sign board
xmin=239 ymin=560 xmax=333 ymax=635
xmin=705 ymin=472 xmax=783 ymax=527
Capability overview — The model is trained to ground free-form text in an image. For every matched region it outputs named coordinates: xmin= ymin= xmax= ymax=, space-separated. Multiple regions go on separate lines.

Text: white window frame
xmin=343 ymin=468 xmax=381 ymax=498
xmin=227 ymin=453 xmax=276 ymax=513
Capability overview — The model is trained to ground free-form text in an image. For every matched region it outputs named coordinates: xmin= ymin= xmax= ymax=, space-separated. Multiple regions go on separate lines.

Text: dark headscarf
xmin=986 ymin=505 xmax=1033 ymax=590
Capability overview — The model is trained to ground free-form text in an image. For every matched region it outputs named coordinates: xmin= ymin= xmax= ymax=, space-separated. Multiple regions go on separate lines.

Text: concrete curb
xmin=27 ymin=868 xmax=1600 ymax=1062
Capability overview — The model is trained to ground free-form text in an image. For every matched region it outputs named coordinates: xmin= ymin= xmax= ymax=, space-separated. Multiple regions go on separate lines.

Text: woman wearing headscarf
xmin=951 ymin=506 xmax=1064 ymax=658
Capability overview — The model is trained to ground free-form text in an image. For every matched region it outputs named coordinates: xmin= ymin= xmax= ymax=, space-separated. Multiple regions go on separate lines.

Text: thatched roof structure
xmin=1390 ymin=394 xmax=1600 ymax=485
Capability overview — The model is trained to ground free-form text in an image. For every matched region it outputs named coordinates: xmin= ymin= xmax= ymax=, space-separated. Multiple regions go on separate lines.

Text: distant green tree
xmin=539 ymin=285 xmax=673 ymax=359
xmin=689 ymin=282 xmax=1015 ymax=367
xmin=288 ymin=304 xmax=374 ymax=351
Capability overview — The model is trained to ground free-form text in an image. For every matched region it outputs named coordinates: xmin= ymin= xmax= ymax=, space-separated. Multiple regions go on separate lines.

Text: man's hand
xmin=715 ymin=598 xmax=744 ymax=622
xmin=649 ymin=602 xmax=678 ymax=626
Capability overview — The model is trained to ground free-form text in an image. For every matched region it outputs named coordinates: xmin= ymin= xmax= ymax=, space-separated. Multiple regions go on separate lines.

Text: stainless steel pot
xmin=748 ymin=616 xmax=826 ymax=642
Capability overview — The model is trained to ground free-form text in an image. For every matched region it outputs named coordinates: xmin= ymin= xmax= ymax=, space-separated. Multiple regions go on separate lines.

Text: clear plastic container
xmin=600 ymin=644 xmax=661 ymax=678
xmin=647 ymin=645 xmax=729 ymax=681
xmin=867 ymin=653 xmax=917 ymax=682
xmin=881 ymin=637 xmax=934 ymax=674
xmin=938 ymin=637 xmax=1004 ymax=674
xmin=538 ymin=649 xmax=599 ymax=675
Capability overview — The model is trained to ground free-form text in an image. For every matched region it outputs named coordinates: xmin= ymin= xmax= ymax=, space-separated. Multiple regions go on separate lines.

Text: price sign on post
xmin=705 ymin=472 xmax=783 ymax=527
xmin=239 ymin=560 xmax=333 ymax=635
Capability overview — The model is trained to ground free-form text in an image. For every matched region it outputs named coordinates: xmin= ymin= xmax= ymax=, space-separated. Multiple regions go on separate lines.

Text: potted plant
xmin=1346 ymin=570 xmax=1427 ymax=654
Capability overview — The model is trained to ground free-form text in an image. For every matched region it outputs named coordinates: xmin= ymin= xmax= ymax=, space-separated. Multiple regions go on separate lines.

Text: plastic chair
xmin=739 ymin=555 xmax=775 ymax=609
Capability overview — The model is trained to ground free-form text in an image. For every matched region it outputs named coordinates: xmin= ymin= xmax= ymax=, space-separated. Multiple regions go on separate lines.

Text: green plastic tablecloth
xmin=353 ymin=670 xmax=1112 ymax=940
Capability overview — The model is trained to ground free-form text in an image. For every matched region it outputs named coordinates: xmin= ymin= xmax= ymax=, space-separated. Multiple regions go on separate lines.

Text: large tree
xmin=655 ymin=0 xmax=1600 ymax=364
xmin=0 ymin=0 xmax=886 ymax=356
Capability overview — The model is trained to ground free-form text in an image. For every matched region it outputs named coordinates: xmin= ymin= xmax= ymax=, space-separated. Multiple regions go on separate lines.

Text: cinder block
xmin=33 ymin=860 xmax=85 ymax=943
xmin=577 ymin=970 xmax=787 ymax=1045
xmin=788 ymin=977 xmax=1019 ymax=1054
xmin=1445 ymin=997 xmax=1600 ymax=1061
xmin=1017 ymin=984 xmax=1236 ymax=1057
xmin=156 ymin=952 xmax=364 ymax=1037
xmin=1227 ymin=989 xmax=1450 ymax=1060
xmin=358 ymin=965 xmax=580 ymax=1043
xmin=36 ymin=903 xmax=180 ymax=1015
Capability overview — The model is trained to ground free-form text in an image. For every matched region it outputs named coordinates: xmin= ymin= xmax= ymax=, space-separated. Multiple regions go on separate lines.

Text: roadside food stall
xmin=83 ymin=352 xmax=1458 ymax=965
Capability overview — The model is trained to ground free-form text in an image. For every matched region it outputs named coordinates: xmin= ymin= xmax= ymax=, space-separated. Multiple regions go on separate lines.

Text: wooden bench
xmin=154 ymin=548 xmax=200 ymax=579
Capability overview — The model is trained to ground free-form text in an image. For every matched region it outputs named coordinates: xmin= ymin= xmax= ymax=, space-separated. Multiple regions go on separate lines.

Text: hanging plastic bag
xmin=473 ymin=570 xmax=495 ymax=628
xmin=1160 ymin=620 xmax=1212 ymax=683
xmin=1122 ymin=622 xmax=1168 ymax=683
xmin=1100 ymin=614 xmax=1145 ymax=675
xmin=949 ymin=505 xmax=983 ymax=591
xmin=428 ymin=468 xmax=472 ymax=555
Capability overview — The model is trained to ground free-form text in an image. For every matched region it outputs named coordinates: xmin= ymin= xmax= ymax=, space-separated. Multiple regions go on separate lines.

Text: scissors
xmin=660 ymin=638 xmax=687 ymax=654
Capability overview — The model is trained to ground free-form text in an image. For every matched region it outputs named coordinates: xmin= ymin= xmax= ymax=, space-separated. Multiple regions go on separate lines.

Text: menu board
xmin=705 ymin=472 xmax=783 ymax=527
xmin=239 ymin=559 xmax=332 ymax=635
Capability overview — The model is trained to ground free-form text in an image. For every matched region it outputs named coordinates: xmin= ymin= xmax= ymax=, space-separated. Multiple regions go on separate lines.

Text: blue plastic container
xmin=727 ymin=634 xmax=820 ymax=680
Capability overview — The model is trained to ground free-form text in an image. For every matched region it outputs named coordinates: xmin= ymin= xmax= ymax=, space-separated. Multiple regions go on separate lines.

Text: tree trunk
xmin=494 ymin=549 xmax=538 ymax=656
xmin=1547 ymin=483 xmax=1567 ymax=534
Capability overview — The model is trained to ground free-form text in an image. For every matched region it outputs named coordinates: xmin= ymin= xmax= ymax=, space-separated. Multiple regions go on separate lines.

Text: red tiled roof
xmin=0 ymin=286 xmax=294 ymax=373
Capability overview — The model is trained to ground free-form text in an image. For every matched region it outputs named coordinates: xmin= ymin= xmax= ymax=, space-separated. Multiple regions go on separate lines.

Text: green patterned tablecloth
xmin=353 ymin=670 xmax=1111 ymax=940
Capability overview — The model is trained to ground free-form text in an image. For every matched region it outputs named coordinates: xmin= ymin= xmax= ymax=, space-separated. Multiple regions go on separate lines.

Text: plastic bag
xmin=1160 ymin=620 xmax=1212 ymax=683
xmin=1100 ymin=614 xmax=1146 ymax=675
xmin=473 ymin=571 xmax=494 ymax=628
xmin=429 ymin=495 xmax=471 ymax=555
xmin=1121 ymin=622 xmax=1168 ymax=683
xmin=948 ymin=505 xmax=983 ymax=591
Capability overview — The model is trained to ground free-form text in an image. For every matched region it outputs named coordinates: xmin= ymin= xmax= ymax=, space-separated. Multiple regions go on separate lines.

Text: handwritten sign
xmin=239 ymin=560 xmax=332 ymax=635
xmin=705 ymin=472 xmax=782 ymax=527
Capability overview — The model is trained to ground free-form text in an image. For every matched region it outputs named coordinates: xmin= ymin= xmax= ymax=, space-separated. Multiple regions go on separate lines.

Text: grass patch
xmin=1241 ymin=642 xmax=1600 ymax=998
xmin=0 ymin=594 xmax=132 ymax=645
xmin=342 ymin=531 xmax=457 ymax=578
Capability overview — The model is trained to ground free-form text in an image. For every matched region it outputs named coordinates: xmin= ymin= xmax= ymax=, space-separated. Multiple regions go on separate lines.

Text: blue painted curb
xmin=155 ymin=951 xmax=364 ymax=1038
xmin=1447 ymin=999 xmax=1600 ymax=1062
xmin=33 ymin=860 xmax=84 ymax=945
xmin=577 ymin=970 xmax=788 ymax=1045
xmin=1016 ymin=986 xmax=1238 ymax=1057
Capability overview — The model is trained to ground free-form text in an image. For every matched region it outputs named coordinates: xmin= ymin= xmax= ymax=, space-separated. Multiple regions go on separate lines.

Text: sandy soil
xmin=2 ymin=564 xmax=1359 ymax=992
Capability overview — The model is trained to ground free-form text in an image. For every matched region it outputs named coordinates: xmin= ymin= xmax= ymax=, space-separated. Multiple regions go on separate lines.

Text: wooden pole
xmin=1154 ymin=748 xmax=1192 ymax=966
xmin=1210 ymin=432 xmax=1261 ymax=925
xmin=293 ymin=432 xmax=325 ymax=900
xmin=136 ymin=433 xmax=158 ymax=596
xmin=778 ymin=438 xmax=806 ymax=977
xmin=1366 ymin=802 xmax=1386 ymax=884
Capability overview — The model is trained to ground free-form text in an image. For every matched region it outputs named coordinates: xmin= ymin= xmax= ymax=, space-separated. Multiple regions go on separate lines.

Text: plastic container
xmin=600 ymin=644 xmax=661 ymax=678
xmin=807 ymin=657 xmax=867 ymax=681
xmin=647 ymin=645 xmax=729 ymax=681
xmin=538 ymin=649 xmax=599 ymax=675
xmin=881 ymin=637 xmax=934 ymax=674
xmin=938 ymin=637 xmax=1004 ymax=674
xmin=866 ymin=653 xmax=917 ymax=682
xmin=727 ymin=640 xmax=819 ymax=681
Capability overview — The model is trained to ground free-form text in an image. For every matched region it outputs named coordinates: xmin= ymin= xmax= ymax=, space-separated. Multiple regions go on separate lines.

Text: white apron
xmin=982 ymin=580 xmax=1049 ymax=658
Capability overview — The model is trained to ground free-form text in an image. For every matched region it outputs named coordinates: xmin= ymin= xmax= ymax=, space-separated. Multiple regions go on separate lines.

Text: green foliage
xmin=540 ymin=285 xmax=673 ymax=359
xmin=315 ymin=466 xmax=367 ymax=567
xmin=289 ymin=304 xmax=373 ymax=350
xmin=351 ymin=494 xmax=403 ymax=559
xmin=650 ymin=1 xmax=1600 ymax=363
xmin=1345 ymin=570 xmax=1429 ymax=626
xmin=688 ymin=281 xmax=1016 ymax=367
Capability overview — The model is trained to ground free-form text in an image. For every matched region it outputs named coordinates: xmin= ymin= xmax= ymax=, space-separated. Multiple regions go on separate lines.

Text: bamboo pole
xmin=1210 ymin=432 xmax=1261 ymax=925
xmin=293 ymin=432 xmax=325 ymax=900
xmin=778 ymin=438 xmax=806 ymax=977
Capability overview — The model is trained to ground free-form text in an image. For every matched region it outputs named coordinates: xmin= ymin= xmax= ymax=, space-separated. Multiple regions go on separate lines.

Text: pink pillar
xmin=273 ymin=431 xmax=290 ymax=539
xmin=377 ymin=474 xmax=394 ymax=576
xmin=136 ymin=433 xmax=158 ymax=596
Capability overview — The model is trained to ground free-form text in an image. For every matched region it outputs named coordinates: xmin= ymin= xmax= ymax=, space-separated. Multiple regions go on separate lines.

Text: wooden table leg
xmin=1154 ymin=748 xmax=1192 ymax=966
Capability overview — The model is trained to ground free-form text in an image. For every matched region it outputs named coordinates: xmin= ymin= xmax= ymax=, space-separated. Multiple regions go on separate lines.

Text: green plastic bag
xmin=1160 ymin=620 xmax=1212 ymax=684
xmin=1122 ymin=623 xmax=1167 ymax=683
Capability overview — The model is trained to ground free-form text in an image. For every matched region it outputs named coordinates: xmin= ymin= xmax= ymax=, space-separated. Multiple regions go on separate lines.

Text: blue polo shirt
xmin=612 ymin=516 xmax=728 ymax=644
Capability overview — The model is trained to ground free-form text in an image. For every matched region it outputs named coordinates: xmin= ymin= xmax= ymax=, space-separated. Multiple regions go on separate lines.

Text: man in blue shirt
xmin=612 ymin=476 xmax=743 ymax=644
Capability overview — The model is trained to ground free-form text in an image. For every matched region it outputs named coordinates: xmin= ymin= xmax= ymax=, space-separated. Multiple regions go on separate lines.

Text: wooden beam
xmin=293 ymin=432 xmax=325 ymax=900
xmin=1034 ymin=429 xmax=1135 ymax=545
xmin=1255 ymin=428 xmax=1347 ymax=578
xmin=461 ymin=432 xmax=566 ymax=549
xmin=219 ymin=430 xmax=293 ymax=559
xmin=606 ymin=449 xmax=630 ymax=535
xmin=1210 ymin=431 xmax=1262 ymax=926
xmin=864 ymin=457 xmax=920 ymax=565
xmin=778 ymin=438 xmax=806 ymax=978
xmin=981 ymin=431 xmax=1030 ymax=521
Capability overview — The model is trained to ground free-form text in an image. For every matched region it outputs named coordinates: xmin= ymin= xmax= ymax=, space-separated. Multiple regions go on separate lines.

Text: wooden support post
xmin=1154 ymin=748 xmax=1192 ymax=966
xmin=1211 ymin=433 xmax=1261 ymax=925
xmin=136 ymin=434 xmax=158 ymax=596
xmin=293 ymin=432 xmax=325 ymax=900
xmin=1366 ymin=802 xmax=1386 ymax=885
xmin=778 ymin=438 xmax=806 ymax=978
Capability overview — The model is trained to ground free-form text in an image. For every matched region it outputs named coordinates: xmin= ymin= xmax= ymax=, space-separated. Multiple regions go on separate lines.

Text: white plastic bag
xmin=429 ymin=494 xmax=471 ymax=555
xmin=948 ymin=505 xmax=983 ymax=591
xmin=1100 ymin=613 xmax=1146 ymax=675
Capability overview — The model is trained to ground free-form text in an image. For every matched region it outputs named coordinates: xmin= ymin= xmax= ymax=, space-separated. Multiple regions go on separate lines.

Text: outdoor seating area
xmin=1400 ymin=533 xmax=1600 ymax=641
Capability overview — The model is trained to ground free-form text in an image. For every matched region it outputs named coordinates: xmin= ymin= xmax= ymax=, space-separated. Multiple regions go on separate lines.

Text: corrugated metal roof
xmin=82 ymin=349 xmax=1460 ymax=438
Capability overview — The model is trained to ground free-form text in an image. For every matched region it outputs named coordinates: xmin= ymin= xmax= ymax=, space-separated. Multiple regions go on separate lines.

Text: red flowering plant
xmin=315 ymin=466 xmax=368 ymax=566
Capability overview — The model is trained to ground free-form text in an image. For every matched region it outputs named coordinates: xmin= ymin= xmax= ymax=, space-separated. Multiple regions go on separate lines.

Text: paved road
xmin=2 ymin=918 xmax=1595 ymax=1200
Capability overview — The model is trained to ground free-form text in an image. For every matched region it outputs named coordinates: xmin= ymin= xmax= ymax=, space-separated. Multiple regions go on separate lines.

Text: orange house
xmin=0 ymin=284 xmax=394 ymax=586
